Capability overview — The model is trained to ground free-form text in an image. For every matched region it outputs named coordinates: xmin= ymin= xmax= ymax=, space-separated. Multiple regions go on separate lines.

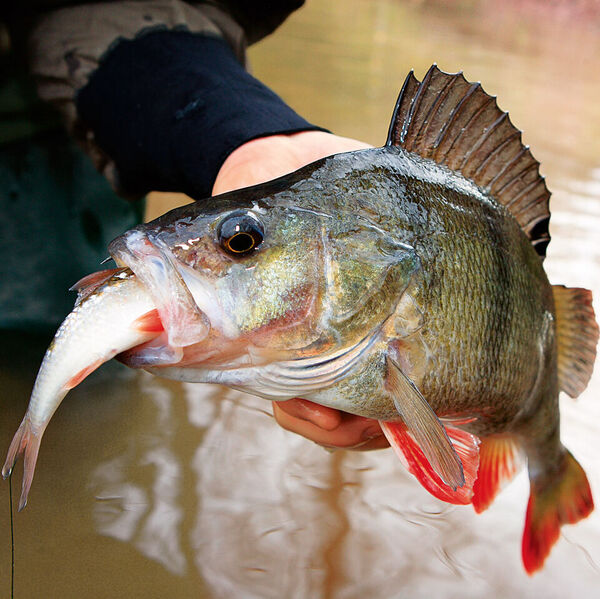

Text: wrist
xmin=213 ymin=131 xmax=371 ymax=195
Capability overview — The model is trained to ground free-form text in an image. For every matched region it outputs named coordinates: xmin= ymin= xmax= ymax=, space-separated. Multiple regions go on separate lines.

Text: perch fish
xmin=4 ymin=66 xmax=598 ymax=574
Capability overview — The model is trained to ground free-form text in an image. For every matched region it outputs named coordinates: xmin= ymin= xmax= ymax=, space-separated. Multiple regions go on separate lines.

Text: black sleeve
xmin=76 ymin=30 xmax=326 ymax=200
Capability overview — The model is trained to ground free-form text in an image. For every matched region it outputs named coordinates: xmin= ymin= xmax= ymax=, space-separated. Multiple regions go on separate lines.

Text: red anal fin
xmin=522 ymin=451 xmax=594 ymax=574
xmin=65 ymin=359 xmax=104 ymax=390
xmin=381 ymin=420 xmax=480 ymax=504
xmin=133 ymin=309 xmax=164 ymax=333
xmin=472 ymin=435 xmax=522 ymax=513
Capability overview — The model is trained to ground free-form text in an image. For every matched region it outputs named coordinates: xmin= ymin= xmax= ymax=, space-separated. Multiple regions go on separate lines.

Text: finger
xmin=273 ymin=403 xmax=388 ymax=450
xmin=320 ymin=433 xmax=390 ymax=451
xmin=274 ymin=398 xmax=342 ymax=431
xmin=349 ymin=435 xmax=390 ymax=451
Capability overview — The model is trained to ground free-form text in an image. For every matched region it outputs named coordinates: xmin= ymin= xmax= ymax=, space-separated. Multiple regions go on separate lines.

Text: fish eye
xmin=217 ymin=211 xmax=264 ymax=256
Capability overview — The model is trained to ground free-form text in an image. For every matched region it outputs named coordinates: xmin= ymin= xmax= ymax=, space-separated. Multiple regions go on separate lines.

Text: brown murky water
xmin=2 ymin=1 xmax=600 ymax=597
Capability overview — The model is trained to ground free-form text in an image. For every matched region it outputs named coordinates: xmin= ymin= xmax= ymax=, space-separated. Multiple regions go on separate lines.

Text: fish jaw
xmin=110 ymin=213 xmax=329 ymax=364
xmin=109 ymin=230 xmax=211 ymax=349
xmin=109 ymin=229 xmax=245 ymax=368
xmin=2 ymin=270 xmax=162 ymax=509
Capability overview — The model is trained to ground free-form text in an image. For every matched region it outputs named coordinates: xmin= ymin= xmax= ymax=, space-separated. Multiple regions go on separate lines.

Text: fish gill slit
xmin=320 ymin=222 xmax=336 ymax=329
xmin=257 ymin=329 xmax=380 ymax=394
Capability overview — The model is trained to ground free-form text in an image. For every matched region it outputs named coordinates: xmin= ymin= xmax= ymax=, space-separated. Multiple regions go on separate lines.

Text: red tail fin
xmin=472 ymin=435 xmax=522 ymax=513
xmin=522 ymin=451 xmax=593 ymax=574
xmin=381 ymin=420 xmax=480 ymax=504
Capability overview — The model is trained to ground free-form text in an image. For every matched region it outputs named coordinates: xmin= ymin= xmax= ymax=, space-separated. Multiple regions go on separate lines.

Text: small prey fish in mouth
xmin=4 ymin=65 xmax=598 ymax=574
xmin=2 ymin=268 xmax=163 ymax=509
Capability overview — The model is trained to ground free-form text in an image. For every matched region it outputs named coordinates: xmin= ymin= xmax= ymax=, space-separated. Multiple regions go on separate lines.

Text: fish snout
xmin=109 ymin=230 xmax=211 ymax=347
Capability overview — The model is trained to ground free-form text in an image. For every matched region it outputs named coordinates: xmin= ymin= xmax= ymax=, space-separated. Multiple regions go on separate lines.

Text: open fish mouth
xmin=108 ymin=229 xmax=215 ymax=351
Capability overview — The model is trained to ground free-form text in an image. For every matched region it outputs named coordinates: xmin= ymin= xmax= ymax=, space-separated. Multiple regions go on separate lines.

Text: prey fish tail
xmin=2 ymin=268 xmax=162 ymax=510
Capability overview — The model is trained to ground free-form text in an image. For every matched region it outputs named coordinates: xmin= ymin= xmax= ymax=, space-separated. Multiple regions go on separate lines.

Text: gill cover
xmin=320 ymin=214 xmax=419 ymax=337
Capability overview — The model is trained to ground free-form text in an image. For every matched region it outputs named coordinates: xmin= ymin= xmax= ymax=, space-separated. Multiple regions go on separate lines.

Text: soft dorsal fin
xmin=386 ymin=65 xmax=551 ymax=258
xmin=552 ymin=285 xmax=599 ymax=398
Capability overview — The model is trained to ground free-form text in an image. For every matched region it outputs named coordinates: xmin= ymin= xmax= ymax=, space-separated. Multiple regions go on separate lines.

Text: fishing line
xmin=8 ymin=473 xmax=14 ymax=599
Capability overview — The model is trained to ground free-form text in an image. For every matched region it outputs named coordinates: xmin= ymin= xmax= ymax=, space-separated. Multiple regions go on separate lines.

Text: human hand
xmin=212 ymin=130 xmax=372 ymax=195
xmin=272 ymin=399 xmax=389 ymax=450
xmin=212 ymin=130 xmax=389 ymax=451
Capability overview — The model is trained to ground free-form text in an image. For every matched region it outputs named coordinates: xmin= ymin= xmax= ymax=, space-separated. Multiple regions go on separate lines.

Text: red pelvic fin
xmin=472 ymin=435 xmax=522 ymax=513
xmin=381 ymin=420 xmax=480 ymax=504
xmin=65 ymin=359 xmax=104 ymax=390
xmin=132 ymin=309 xmax=164 ymax=334
xmin=522 ymin=451 xmax=594 ymax=574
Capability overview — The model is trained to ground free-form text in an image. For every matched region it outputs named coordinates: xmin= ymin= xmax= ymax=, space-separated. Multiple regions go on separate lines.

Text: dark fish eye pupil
xmin=228 ymin=232 xmax=255 ymax=253
xmin=218 ymin=211 xmax=264 ymax=256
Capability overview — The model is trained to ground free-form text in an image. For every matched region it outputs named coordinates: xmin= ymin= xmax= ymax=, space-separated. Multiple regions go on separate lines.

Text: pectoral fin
xmin=383 ymin=355 xmax=465 ymax=490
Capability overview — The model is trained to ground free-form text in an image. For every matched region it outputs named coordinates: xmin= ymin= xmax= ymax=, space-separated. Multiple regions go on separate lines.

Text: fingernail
xmin=361 ymin=425 xmax=383 ymax=441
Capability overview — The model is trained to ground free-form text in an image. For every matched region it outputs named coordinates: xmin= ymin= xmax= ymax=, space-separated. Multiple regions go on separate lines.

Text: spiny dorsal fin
xmin=386 ymin=65 xmax=551 ymax=258
xmin=552 ymin=285 xmax=599 ymax=398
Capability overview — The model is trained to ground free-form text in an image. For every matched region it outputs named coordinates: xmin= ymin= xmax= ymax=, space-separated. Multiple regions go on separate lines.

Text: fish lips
xmin=109 ymin=229 xmax=212 ymax=348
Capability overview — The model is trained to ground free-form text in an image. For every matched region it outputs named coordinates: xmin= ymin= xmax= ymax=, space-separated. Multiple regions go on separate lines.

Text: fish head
xmin=109 ymin=156 xmax=420 ymax=370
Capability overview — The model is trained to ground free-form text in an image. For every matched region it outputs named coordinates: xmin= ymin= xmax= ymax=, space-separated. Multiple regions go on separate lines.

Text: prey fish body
xmin=3 ymin=269 xmax=162 ymax=509
xmin=4 ymin=66 xmax=598 ymax=573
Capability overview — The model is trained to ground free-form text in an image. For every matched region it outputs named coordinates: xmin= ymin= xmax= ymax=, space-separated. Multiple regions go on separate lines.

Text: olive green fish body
xmin=244 ymin=147 xmax=556 ymax=437
xmin=6 ymin=65 xmax=598 ymax=574
xmin=93 ymin=69 xmax=600 ymax=577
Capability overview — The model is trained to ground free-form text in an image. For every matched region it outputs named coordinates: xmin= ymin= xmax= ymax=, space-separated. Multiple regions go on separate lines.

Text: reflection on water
xmin=2 ymin=1 xmax=600 ymax=596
